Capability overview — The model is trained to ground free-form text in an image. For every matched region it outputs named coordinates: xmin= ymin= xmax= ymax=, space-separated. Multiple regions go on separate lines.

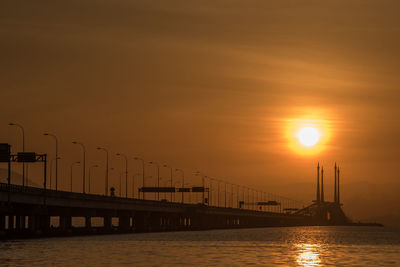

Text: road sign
xmin=257 ymin=201 xmax=280 ymax=206
xmin=139 ymin=187 xmax=176 ymax=193
xmin=177 ymin=187 xmax=190 ymax=192
xmin=17 ymin=152 xmax=37 ymax=162
xmin=192 ymin=186 xmax=205 ymax=192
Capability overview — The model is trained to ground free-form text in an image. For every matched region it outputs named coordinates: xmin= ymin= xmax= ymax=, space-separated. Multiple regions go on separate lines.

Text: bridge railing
xmin=0 ymin=182 xmax=44 ymax=194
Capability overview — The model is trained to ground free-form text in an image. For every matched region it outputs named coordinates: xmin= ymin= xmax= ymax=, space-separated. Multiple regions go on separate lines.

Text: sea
xmin=0 ymin=226 xmax=399 ymax=266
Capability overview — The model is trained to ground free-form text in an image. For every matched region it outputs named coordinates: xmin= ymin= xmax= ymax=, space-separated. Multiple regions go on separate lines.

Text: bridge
xmin=0 ymin=182 xmax=315 ymax=239
xmin=0 ymin=144 xmax=380 ymax=239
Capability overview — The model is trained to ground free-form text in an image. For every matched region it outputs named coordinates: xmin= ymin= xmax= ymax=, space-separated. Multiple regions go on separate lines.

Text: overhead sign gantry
xmin=0 ymin=143 xmax=47 ymax=189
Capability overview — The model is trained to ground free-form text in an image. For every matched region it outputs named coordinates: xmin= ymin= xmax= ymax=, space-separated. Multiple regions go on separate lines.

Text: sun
xmin=284 ymin=110 xmax=332 ymax=156
xmin=298 ymin=127 xmax=320 ymax=147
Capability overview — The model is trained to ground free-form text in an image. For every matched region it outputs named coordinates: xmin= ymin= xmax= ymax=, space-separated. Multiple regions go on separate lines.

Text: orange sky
xmin=1 ymin=1 xmax=399 ymax=224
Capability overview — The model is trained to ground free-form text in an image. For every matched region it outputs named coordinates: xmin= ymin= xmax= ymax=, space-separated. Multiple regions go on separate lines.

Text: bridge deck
xmin=0 ymin=183 xmax=313 ymax=239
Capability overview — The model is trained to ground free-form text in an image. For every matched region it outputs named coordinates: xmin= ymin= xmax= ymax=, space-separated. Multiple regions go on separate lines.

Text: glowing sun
xmin=298 ymin=127 xmax=320 ymax=147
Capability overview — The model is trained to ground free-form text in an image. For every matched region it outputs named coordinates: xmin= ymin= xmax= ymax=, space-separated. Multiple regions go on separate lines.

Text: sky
xmin=1 ymin=1 xmax=399 ymax=223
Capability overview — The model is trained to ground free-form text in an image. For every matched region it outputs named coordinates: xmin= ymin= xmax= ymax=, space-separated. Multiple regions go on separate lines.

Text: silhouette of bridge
xmin=0 ymin=143 xmax=379 ymax=239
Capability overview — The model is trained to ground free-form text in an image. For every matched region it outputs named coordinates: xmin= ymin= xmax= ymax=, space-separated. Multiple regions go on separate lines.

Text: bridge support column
xmin=190 ymin=214 xmax=204 ymax=230
xmin=118 ymin=216 xmax=130 ymax=231
xmin=85 ymin=216 xmax=91 ymax=228
xmin=15 ymin=215 xmax=25 ymax=230
xmin=60 ymin=216 xmax=72 ymax=231
xmin=0 ymin=215 xmax=5 ymax=230
xmin=40 ymin=215 xmax=50 ymax=231
xmin=134 ymin=212 xmax=149 ymax=232
xmin=28 ymin=215 xmax=37 ymax=232
xmin=104 ymin=216 xmax=112 ymax=230
xmin=169 ymin=214 xmax=178 ymax=231
xmin=15 ymin=215 xmax=21 ymax=230
xmin=21 ymin=216 xmax=26 ymax=230
xmin=8 ymin=215 xmax=14 ymax=231
xmin=149 ymin=213 xmax=162 ymax=232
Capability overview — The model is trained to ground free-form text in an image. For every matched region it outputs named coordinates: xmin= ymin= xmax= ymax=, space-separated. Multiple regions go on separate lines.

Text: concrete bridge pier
xmin=28 ymin=215 xmax=48 ymax=233
xmin=149 ymin=212 xmax=162 ymax=232
xmin=28 ymin=215 xmax=37 ymax=232
xmin=8 ymin=215 xmax=14 ymax=231
xmin=216 ymin=215 xmax=223 ymax=228
xmin=240 ymin=216 xmax=248 ymax=228
xmin=178 ymin=216 xmax=184 ymax=230
xmin=40 ymin=215 xmax=50 ymax=231
xmin=85 ymin=216 xmax=91 ymax=228
xmin=15 ymin=215 xmax=25 ymax=231
xmin=118 ymin=216 xmax=130 ymax=231
xmin=159 ymin=214 xmax=168 ymax=231
xmin=179 ymin=216 xmax=188 ymax=230
xmin=103 ymin=216 xmax=112 ymax=230
xmin=134 ymin=212 xmax=149 ymax=232
xmin=166 ymin=214 xmax=173 ymax=231
xmin=190 ymin=213 xmax=206 ymax=230
xmin=170 ymin=214 xmax=180 ymax=231
xmin=0 ymin=215 xmax=5 ymax=230
xmin=60 ymin=216 xmax=72 ymax=231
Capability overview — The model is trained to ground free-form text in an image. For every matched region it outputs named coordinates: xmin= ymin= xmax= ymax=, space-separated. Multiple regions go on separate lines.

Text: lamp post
xmin=9 ymin=122 xmax=25 ymax=186
xmin=149 ymin=161 xmax=160 ymax=200
xmin=88 ymin=164 xmax=99 ymax=194
xmin=97 ymin=147 xmax=109 ymax=196
xmin=207 ymin=177 xmax=216 ymax=206
xmin=44 ymin=133 xmax=59 ymax=190
xmin=175 ymin=168 xmax=184 ymax=204
xmin=132 ymin=173 xmax=139 ymax=199
xmin=225 ymin=182 xmax=227 ymax=208
xmin=70 ymin=161 xmax=80 ymax=192
xmin=134 ymin=157 xmax=145 ymax=199
xmin=72 ymin=141 xmax=86 ymax=193
xmin=49 ymin=157 xmax=61 ymax=190
xmin=252 ymin=189 xmax=255 ymax=210
xmin=203 ymin=175 xmax=211 ymax=206
xmin=216 ymin=179 xmax=221 ymax=207
xmin=231 ymin=184 xmax=234 ymax=208
xmin=163 ymin=164 xmax=173 ymax=202
xmin=116 ymin=153 xmax=128 ymax=198
xmin=194 ymin=171 xmax=206 ymax=205
xmin=119 ymin=172 xmax=122 ymax=197
xmin=109 ymin=167 xmax=115 ymax=196
xmin=242 ymin=186 xmax=245 ymax=209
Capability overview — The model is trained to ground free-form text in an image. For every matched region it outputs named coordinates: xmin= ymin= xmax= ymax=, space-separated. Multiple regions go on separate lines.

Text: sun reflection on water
xmin=296 ymin=244 xmax=321 ymax=266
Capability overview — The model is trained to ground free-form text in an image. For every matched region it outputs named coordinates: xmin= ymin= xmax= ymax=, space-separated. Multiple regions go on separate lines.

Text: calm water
xmin=1 ymin=226 xmax=399 ymax=266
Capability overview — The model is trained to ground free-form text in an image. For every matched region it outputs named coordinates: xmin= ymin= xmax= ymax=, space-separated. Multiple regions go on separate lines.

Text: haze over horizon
xmin=1 ymin=1 xmax=399 ymax=226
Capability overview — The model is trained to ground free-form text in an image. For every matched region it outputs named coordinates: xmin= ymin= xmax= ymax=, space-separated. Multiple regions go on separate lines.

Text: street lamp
xmin=194 ymin=171 xmax=206 ymax=205
xmin=70 ymin=161 xmax=80 ymax=192
xmin=44 ymin=133 xmax=59 ymax=190
xmin=50 ymin=157 xmax=61 ymax=190
xmin=88 ymin=164 xmax=99 ymax=194
xmin=134 ymin=157 xmax=145 ymax=199
xmin=225 ymin=182 xmax=227 ymax=208
xmin=231 ymin=183 xmax=234 ymax=208
xmin=97 ymin=147 xmax=109 ymax=196
xmin=72 ymin=141 xmax=86 ymax=193
xmin=175 ymin=168 xmax=184 ymax=204
xmin=108 ymin=167 xmax=116 ymax=196
xmin=163 ymin=164 xmax=173 ymax=202
xmin=116 ymin=153 xmax=128 ymax=198
xmin=132 ymin=173 xmax=140 ymax=199
xmin=119 ymin=171 xmax=122 ymax=197
xmin=149 ymin=161 xmax=160 ymax=200
xmin=207 ymin=177 xmax=217 ymax=207
xmin=9 ymin=122 xmax=25 ymax=186
xmin=217 ymin=179 xmax=221 ymax=207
